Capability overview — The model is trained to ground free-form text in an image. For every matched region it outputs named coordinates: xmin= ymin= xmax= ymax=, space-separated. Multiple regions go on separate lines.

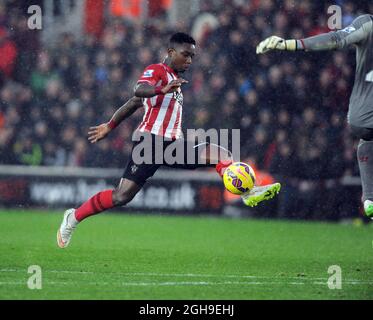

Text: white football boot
xmin=57 ymin=208 xmax=78 ymax=248
xmin=363 ymin=200 xmax=373 ymax=219
xmin=241 ymin=183 xmax=281 ymax=207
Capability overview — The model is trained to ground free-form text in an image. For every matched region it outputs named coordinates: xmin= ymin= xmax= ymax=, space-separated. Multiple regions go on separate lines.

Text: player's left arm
xmin=88 ymin=96 xmax=143 ymax=144
xmin=134 ymin=79 xmax=188 ymax=97
xmin=257 ymin=14 xmax=372 ymax=53
xmin=134 ymin=64 xmax=187 ymax=98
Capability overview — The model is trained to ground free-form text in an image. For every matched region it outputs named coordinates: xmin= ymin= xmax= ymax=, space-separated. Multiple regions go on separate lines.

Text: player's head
xmin=167 ymin=32 xmax=196 ymax=73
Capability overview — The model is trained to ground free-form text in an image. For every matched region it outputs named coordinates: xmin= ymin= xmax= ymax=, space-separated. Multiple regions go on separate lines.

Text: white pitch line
xmin=1 ymin=269 xmax=372 ymax=285
xmin=118 ymin=281 xmax=303 ymax=286
xmin=0 ymin=269 xmax=319 ymax=279
xmin=0 ymin=269 xmax=95 ymax=274
xmin=1 ymin=280 xmax=373 ymax=287
xmin=0 ymin=281 xmax=25 ymax=285
xmin=0 ymin=280 xmax=305 ymax=286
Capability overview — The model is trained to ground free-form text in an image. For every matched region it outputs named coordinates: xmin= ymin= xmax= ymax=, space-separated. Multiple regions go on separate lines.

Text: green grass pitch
xmin=0 ymin=209 xmax=372 ymax=300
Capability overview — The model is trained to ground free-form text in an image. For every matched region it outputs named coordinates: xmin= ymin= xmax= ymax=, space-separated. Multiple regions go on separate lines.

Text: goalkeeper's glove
xmin=256 ymin=36 xmax=297 ymax=54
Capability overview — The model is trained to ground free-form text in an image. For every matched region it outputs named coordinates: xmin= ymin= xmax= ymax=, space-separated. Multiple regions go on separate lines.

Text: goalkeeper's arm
xmin=257 ymin=14 xmax=372 ymax=54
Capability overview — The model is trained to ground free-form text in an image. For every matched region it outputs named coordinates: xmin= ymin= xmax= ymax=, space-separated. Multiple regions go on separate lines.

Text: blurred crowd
xmin=1 ymin=0 xmax=372 ymax=219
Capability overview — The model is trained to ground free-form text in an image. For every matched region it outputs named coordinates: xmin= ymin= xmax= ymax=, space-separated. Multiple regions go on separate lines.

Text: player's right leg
xmin=351 ymin=125 xmax=373 ymax=218
xmin=357 ymin=138 xmax=373 ymax=218
xmin=241 ymin=183 xmax=282 ymax=207
xmin=57 ymin=178 xmax=142 ymax=248
xmin=363 ymin=200 xmax=373 ymax=218
xmin=167 ymin=139 xmax=281 ymax=207
xmin=202 ymin=144 xmax=282 ymax=206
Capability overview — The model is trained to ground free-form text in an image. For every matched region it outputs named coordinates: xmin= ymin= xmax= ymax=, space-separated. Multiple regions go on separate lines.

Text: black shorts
xmin=350 ymin=124 xmax=373 ymax=141
xmin=122 ymin=132 xmax=215 ymax=186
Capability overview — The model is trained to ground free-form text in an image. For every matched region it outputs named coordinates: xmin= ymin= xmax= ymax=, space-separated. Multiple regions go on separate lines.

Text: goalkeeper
xmin=257 ymin=14 xmax=373 ymax=218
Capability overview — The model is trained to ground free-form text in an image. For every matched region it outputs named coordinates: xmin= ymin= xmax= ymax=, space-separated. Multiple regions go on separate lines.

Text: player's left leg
xmin=358 ymin=140 xmax=373 ymax=218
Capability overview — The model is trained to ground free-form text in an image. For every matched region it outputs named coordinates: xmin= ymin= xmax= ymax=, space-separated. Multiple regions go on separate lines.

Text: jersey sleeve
xmin=299 ymin=14 xmax=373 ymax=51
xmin=137 ymin=64 xmax=164 ymax=87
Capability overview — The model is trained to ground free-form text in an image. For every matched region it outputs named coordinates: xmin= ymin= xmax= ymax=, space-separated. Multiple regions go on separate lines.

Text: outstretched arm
xmin=257 ymin=14 xmax=372 ymax=54
xmin=301 ymin=14 xmax=372 ymax=51
xmin=88 ymin=96 xmax=143 ymax=143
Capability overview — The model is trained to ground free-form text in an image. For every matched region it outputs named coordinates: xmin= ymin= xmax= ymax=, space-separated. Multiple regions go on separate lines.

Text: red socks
xmin=215 ymin=160 xmax=233 ymax=177
xmin=74 ymin=189 xmax=114 ymax=222
xmin=74 ymin=162 xmax=232 ymax=222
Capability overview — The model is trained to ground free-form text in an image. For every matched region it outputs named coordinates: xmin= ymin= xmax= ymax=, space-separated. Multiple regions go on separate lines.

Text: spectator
xmin=0 ymin=0 xmax=369 ymax=219
xmin=0 ymin=27 xmax=17 ymax=82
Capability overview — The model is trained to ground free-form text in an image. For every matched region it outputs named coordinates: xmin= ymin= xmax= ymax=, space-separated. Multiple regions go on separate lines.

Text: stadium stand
xmin=0 ymin=0 xmax=372 ymax=219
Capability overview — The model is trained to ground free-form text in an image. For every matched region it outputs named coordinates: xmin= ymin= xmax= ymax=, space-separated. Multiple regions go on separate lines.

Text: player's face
xmin=169 ymin=43 xmax=195 ymax=73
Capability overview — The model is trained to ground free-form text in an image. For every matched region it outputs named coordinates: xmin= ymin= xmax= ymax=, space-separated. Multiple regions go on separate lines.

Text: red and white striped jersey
xmin=136 ymin=63 xmax=183 ymax=140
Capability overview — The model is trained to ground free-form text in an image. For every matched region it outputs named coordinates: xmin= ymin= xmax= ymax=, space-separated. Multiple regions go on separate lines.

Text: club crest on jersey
xmin=173 ymin=91 xmax=183 ymax=105
xmin=131 ymin=164 xmax=138 ymax=174
xmin=342 ymin=26 xmax=356 ymax=34
xmin=143 ymin=70 xmax=154 ymax=78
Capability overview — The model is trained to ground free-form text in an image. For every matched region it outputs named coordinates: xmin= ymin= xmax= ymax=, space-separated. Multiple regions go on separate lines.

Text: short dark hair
xmin=169 ymin=32 xmax=196 ymax=47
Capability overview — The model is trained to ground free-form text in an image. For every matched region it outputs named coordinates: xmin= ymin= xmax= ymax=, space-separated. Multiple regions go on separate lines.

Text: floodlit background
xmin=0 ymin=0 xmax=373 ymax=301
xmin=0 ymin=0 xmax=373 ymax=219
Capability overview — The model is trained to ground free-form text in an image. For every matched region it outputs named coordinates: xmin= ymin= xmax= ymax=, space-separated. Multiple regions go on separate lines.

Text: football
xmin=223 ymin=162 xmax=256 ymax=195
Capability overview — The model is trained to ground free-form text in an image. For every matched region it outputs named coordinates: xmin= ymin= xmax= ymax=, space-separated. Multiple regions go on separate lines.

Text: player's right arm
xmin=256 ymin=14 xmax=372 ymax=54
xmin=88 ymin=96 xmax=143 ymax=144
xmin=134 ymin=64 xmax=187 ymax=98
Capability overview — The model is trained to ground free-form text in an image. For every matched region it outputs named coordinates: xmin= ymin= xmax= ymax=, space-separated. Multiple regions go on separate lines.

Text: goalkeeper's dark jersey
xmin=298 ymin=15 xmax=373 ymax=128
